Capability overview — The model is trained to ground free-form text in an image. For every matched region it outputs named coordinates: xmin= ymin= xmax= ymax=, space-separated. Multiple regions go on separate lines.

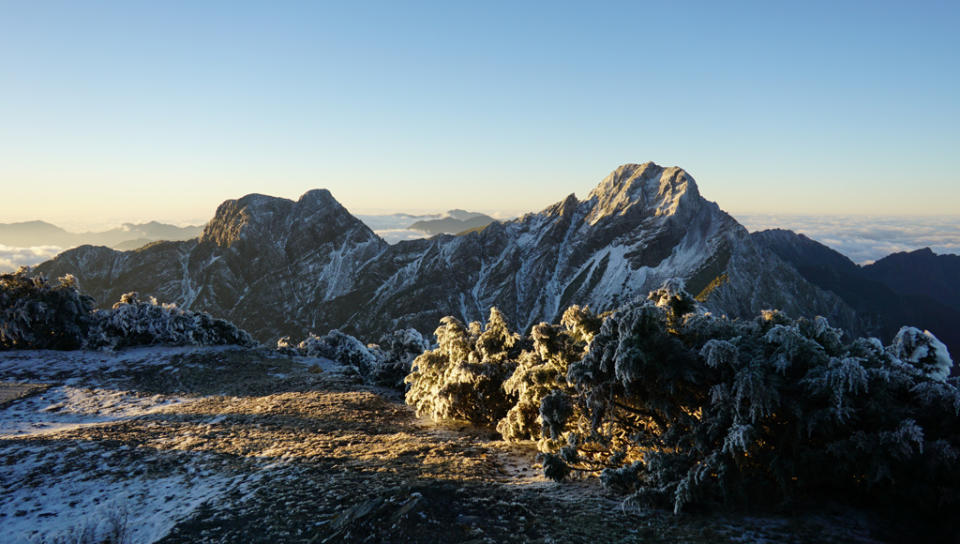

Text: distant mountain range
xmin=32 ymin=163 xmax=957 ymax=369
xmin=355 ymin=210 xmax=497 ymax=244
xmin=0 ymin=220 xmax=201 ymax=250
xmin=407 ymin=210 xmax=496 ymax=235
xmin=36 ymin=163 xmax=854 ymax=345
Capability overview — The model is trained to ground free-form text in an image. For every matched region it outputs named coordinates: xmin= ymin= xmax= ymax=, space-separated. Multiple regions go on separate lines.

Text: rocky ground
xmin=0 ymin=347 xmax=896 ymax=543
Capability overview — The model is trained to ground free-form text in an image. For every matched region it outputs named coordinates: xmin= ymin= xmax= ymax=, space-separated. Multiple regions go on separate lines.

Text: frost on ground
xmin=1 ymin=347 xmax=892 ymax=543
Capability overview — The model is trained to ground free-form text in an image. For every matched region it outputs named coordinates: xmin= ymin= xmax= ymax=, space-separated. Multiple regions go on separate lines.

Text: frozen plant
xmin=91 ymin=292 xmax=256 ymax=348
xmin=405 ymin=308 xmax=521 ymax=426
xmin=0 ymin=269 xmax=96 ymax=350
xmin=368 ymin=328 xmax=430 ymax=388
xmin=296 ymin=329 xmax=382 ymax=376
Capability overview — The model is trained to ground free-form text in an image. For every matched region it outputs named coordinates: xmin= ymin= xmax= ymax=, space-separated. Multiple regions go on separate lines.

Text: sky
xmin=1 ymin=1 xmax=957 ymax=229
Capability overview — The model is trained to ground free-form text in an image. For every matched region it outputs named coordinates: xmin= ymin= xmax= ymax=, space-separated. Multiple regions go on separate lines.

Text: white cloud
xmin=374 ymin=229 xmax=430 ymax=244
xmin=0 ymin=245 xmax=64 ymax=273
xmin=356 ymin=214 xmax=437 ymax=232
xmin=734 ymin=214 xmax=960 ymax=264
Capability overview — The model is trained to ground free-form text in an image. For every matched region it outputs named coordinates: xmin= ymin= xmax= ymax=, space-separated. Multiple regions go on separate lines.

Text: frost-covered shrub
xmin=401 ymin=282 xmax=959 ymax=529
xmin=91 ymin=292 xmax=256 ymax=349
xmin=296 ymin=329 xmax=381 ymax=375
xmin=0 ymin=269 xmax=96 ymax=350
xmin=542 ymin=283 xmax=959 ymax=519
xmin=497 ymin=306 xmax=601 ymax=445
xmin=368 ymin=328 xmax=430 ymax=388
xmin=888 ymin=326 xmax=953 ymax=382
xmin=275 ymin=335 xmax=299 ymax=355
xmin=1 ymin=270 xmax=255 ymax=351
xmin=278 ymin=328 xmax=429 ymax=387
xmin=405 ymin=308 xmax=521 ymax=426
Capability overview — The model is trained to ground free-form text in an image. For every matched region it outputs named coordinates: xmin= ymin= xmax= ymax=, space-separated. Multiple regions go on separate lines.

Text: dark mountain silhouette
xmin=753 ymin=229 xmax=959 ymax=367
xmin=864 ymin=248 xmax=960 ymax=312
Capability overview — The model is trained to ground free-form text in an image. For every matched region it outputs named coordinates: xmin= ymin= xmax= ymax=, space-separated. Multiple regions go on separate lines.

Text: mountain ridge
xmin=0 ymin=220 xmax=202 ymax=250
xmin=36 ymin=162 xmax=856 ymax=343
xmin=753 ymin=229 xmax=959 ymax=367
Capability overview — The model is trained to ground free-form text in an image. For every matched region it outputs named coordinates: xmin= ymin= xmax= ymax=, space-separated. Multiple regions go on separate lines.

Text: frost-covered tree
xmin=0 ymin=269 xmax=95 ymax=350
xmin=497 ymin=306 xmax=601 ymax=446
xmin=544 ymin=282 xmax=959 ymax=519
xmin=405 ymin=308 xmax=522 ymax=426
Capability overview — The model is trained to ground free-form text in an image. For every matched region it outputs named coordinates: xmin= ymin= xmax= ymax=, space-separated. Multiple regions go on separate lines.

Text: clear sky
xmin=1 ymin=1 xmax=957 ymax=229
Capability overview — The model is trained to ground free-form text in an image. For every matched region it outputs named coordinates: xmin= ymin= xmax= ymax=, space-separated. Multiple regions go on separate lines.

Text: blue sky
xmin=1 ymin=1 xmax=957 ymax=227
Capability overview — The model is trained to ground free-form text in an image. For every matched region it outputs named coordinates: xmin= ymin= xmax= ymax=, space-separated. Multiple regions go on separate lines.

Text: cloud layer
xmin=735 ymin=214 xmax=960 ymax=264
xmin=5 ymin=216 xmax=958 ymax=272
xmin=0 ymin=245 xmax=64 ymax=273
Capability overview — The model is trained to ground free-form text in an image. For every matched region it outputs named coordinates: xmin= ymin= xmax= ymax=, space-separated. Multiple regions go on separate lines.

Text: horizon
xmin=2 ymin=2 xmax=958 ymax=227
xmin=5 ymin=167 xmax=960 ymax=234
xmin=2 ymin=172 xmax=958 ymax=274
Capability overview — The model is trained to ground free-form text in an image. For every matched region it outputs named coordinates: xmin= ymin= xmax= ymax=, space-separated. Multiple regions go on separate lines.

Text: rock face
xmin=38 ymin=190 xmax=386 ymax=341
xmin=37 ymin=163 xmax=855 ymax=342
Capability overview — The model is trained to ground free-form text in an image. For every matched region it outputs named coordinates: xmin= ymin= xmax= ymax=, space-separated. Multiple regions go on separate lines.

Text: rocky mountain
xmin=753 ymin=229 xmax=959 ymax=365
xmin=408 ymin=210 xmax=496 ymax=235
xmin=36 ymin=163 xmax=856 ymax=343
xmin=0 ymin=220 xmax=201 ymax=249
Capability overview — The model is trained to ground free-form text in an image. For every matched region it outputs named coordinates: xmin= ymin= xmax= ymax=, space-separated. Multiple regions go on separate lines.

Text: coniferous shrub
xmin=0 ymin=269 xmax=255 ymax=350
xmin=0 ymin=269 xmax=95 ymax=350
xmin=92 ymin=292 xmax=256 ymax=348
xmin=277 ymin=328 xmax=428 ymax=387
xmin=405 ymin=281 xmax=959 ymax=523
xmin=405 ymin=308 xmax=522 ymax=426
xmin=497 ymin=306 xmax=601 ymax=446
xmin=551 ymin=283 xmax=959 ymax=517
xmin=295 ymin=329 xmax=381 ymax=375
xmin=369 ymin=328 xmax=430 ymax=388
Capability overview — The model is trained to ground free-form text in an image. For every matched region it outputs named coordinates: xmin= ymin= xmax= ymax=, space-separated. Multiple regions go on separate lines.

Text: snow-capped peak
xmin=585 ymin=162 xmax=701 ymax=223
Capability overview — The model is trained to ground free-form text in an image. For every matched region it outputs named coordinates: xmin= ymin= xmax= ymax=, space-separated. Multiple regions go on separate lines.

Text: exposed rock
xmin=36 ymin=163 xmax=855 ymax=343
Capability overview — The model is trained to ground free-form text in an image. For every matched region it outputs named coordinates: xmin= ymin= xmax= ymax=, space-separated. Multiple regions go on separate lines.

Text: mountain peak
xmin=297 ymin=188 xmax=337 ymax=207
xmin=586 ymin=162 xmax=701 ymax=222
xmin=201 ymin=189 xmax=367 ymax=249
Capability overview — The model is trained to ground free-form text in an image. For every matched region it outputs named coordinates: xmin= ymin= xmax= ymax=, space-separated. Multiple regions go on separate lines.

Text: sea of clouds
xmin=4 ymin=216 xmax=957 ymax=273
xmin=356 ymin=214 xmax=432 ymax=244
xmin=735 ymin=214 xmax=960 ymax=264
xmin=0 ymin=245 xmax=64 ymax=273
